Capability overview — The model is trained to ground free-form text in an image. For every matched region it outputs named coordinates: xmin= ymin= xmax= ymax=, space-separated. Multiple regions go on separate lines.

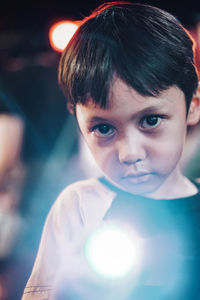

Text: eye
xmin=140 ymin=115 xmax=162 ymax=129
xmin=92 ymin=124 xmax=115 ymax=137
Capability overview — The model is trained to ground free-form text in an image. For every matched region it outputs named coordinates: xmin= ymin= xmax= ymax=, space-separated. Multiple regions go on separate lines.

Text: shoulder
xmin=56 ymin=177 xmax=115 ymax=210
xmin=49 ymin=178 xmax=116 ymax=228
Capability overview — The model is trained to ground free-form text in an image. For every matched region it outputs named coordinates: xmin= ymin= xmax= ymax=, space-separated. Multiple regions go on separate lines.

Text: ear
xmin=187 ymin=83 xmax=200 ymax=126
xmin=67 ymin=102 xmax=75 ymax=115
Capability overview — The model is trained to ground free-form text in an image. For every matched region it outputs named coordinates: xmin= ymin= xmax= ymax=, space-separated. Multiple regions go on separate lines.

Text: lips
xmin=121 ymin=172 xmax=153 ymax=184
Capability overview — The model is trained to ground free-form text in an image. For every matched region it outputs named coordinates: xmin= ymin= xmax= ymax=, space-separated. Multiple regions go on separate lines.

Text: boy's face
xmin=76 ymin=77 xmax=189 ymax=198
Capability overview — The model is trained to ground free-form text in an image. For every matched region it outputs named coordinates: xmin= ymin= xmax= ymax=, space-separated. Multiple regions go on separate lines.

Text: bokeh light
xmin=49 ymin=21 xmax=78 ymax=52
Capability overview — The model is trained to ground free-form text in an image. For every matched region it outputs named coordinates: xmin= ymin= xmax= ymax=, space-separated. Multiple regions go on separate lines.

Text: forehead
xmin=108 ymin=78 xmax=178 ymax=107
xmin=80 ymin=78 xmax=186 ymax=118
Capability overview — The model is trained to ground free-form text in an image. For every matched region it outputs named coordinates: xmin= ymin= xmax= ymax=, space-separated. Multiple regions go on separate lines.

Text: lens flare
xmin=84 ymin=223 xmax=142 ymax=279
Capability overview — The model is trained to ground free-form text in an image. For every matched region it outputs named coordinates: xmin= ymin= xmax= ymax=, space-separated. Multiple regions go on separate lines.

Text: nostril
xmin=123 ymin=158 xmax=142 ymax=165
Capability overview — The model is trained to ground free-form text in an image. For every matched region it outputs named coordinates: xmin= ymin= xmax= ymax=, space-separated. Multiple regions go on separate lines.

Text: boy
xmin=22 ymin=2 xmax=200 ymax=299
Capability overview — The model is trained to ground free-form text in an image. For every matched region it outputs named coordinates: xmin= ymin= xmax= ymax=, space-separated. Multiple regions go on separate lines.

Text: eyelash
xmin=90 ymin=115 xmax=166 ymax=137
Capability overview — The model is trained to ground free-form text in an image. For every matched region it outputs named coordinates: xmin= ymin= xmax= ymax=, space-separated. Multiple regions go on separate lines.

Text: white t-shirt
xmin=22 ymin=178 xmax=116 ymax=300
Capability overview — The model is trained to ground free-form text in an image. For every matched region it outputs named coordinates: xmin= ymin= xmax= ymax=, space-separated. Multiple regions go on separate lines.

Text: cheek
xmin=150 ymin=130 xmax=185 ymax=170
xmin=87 ymin=141 xmax=118 ymax=174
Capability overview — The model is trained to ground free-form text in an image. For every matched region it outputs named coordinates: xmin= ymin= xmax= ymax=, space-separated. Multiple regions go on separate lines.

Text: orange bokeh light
xmin=49 ymin=21 xmax=78 ymax=52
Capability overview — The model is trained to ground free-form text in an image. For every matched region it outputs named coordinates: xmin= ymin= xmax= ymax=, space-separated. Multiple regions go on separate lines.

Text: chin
xmin=111 ymin=178 xmax=160 ymax=197
xmin=124 ymin=185 xmax=159 ymax=197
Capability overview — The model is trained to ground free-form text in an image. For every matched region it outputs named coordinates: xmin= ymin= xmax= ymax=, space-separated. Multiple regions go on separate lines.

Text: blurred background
xmin=0 ymin=0 xmax=200 ymax=299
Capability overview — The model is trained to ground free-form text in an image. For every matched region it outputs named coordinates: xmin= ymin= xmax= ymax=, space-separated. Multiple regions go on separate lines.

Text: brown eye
xmin=93 ymin=124 xmax=115 ymax=137
xmin=98 ymin=125 xmax=111 ymax=134
xmin=141 ymin=116 xmax=162 ymax=129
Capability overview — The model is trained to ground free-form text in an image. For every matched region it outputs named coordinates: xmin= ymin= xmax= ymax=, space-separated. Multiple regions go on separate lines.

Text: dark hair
xmin=58 ymin=1 xmax=199 ymax=114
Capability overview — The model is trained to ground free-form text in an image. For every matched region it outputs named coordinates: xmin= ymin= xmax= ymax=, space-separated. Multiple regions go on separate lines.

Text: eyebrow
xmin=87 ymin=116 xmax=111 ymax=124
xmin=87 ymin=104 xmax=168 ymax=124
xmin=132 ymin=104 xmax=168 ymax=117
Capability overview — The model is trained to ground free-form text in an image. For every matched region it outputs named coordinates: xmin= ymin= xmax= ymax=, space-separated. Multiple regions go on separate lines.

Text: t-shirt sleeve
xmin=21 ymin=186 xmax=84 ymax=300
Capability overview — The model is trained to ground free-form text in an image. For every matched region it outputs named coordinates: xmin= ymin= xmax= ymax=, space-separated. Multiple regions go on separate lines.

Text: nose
xmin=118 ymin=131 xmax=146 ymax=165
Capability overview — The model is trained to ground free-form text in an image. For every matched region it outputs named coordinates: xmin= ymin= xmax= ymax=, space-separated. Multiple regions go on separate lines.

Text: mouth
xmin=121 ymin=172 xmax=153 ymax=184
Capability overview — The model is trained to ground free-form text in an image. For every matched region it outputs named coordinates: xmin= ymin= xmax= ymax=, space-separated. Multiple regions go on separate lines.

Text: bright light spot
xmin=49 ymin=21 xmax=78 ymax=52
xmin=85 ymin=224 xmax=142 ymax=279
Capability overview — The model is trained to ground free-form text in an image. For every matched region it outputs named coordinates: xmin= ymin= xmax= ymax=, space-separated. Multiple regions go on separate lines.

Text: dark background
xmin=1 ymin=0 xmax=200 ymax=29
xmin=0 ymin=1 xmax=200 ymax=299
xmin=1 ymin=0 xmax=200 ymax=57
